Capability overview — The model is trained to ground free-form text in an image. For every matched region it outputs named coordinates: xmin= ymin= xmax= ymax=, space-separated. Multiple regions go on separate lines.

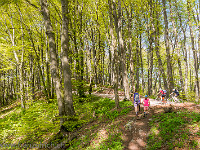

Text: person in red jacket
xmin=159 ymin=89 xmax=167 ymax=104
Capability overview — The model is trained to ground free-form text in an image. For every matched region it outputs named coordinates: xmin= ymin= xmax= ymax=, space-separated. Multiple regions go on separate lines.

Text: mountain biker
xmin=156 ymin=89 xmax=162 ymax=100
xmin=171 ymin=89 xmax=179 ymax=102
xmin=133 ymin=90 xmax=140 ymax=117
xmin=160 ymin=89 xmax=167 ymax=104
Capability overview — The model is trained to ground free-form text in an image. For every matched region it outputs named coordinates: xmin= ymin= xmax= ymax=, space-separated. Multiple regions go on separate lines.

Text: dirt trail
xmin=93 ymin=91 xmax=161 ymax=150
xmin=93 ymin=90 xmax=200 ymax=150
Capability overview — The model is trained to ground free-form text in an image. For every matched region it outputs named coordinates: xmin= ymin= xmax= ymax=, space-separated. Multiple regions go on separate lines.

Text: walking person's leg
xmin=144 ymin=106 xmax=147 ymax=117
xmin=134 ymin=103 xmax=138 ymax=116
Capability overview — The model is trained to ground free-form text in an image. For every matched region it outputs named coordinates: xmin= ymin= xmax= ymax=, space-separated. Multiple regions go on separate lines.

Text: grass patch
xmin=0 ymin=94 xmax=133 ymax=149
xmin=65 ymin=96 xmax=133 ymax=149
xmin=147 ymin=111 xmax=200 ymax=150
xmin=0 ymin=99 xmax=60 ymax=149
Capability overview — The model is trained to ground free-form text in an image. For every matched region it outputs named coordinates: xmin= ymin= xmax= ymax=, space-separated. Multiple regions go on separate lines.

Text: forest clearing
xmin=0 ymin=0 xmax=200 ymax=149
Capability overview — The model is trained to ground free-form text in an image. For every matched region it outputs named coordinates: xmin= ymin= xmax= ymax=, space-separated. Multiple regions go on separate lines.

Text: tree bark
xmin=148 ymin=0 xmax=154 ymax=96
xmin=162 ymin=0 xmax=174 ymax=92
xmin=61 ymin=0 xmax=75 ymax=116
xmin=40 ymin=0 xmax=65 ymax=125
xmin=187 ymin=0 xmax=200 ymax=99
xmin=109 ymin=0 xmax=119 ymax=108
xmin=169 ymin=0 xmax=184 ymax=93
xmin=117 ymin=0 xmax=130 ymax=100
xmin=155 ymin=7 xmax=168 ymax=91
xmin=175 ymin=0 xmax=188 ymax=95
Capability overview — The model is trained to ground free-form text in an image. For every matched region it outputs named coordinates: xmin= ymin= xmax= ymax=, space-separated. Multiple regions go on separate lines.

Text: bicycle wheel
xmin=167 ymin=97 xmax=173 ymax=103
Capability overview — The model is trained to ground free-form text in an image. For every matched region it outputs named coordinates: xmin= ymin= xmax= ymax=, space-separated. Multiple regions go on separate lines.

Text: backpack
xmin=163 ymin=90 xmax=167 ymax=94
xmin=135 ymin=93 xmax=139 ymax=102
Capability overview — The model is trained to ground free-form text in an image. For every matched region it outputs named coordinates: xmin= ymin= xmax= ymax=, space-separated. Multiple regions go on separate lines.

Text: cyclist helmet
xmin=173 ymin=89 xmax=175 ymax=91
xmin=145 ymin=95 xmax=148 ymax=98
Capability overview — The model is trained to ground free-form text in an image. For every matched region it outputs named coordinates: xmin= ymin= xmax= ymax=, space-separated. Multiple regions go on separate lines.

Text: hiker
xmin=142 ymin=95 xmax=150 ymax=117
xmin=133 ymin=90 xmax=140 ymax=117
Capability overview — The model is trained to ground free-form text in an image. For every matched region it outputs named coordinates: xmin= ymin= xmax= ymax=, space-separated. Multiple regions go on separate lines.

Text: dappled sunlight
xmin=187 ymin=124 xmax=199 ymax=135
xmin=150 ymin=126 xmax=159 ymax=136
xmin=134 ymin=122 xmax=145 ymax=126
xmin=90 ymin=128 xmax=108 ymax=148
xmin=0 ymin=108 xmax=17 ymax=119
xmin=136 ymin=138 xmax=146 ymax=147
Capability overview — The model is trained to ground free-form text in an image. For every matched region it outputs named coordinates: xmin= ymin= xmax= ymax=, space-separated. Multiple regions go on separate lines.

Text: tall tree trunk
xmin=187 ymin=0 xmax=200 ymax=99
xmin=78 ymin=2 xmax=85 ymax=98
xmin=148 ymin=0 xmax=154 ymax=96
xmin=139 ymin=33 xmax=144 ymax=93
xmin=117 ymin=0 xmax=130 ymax=100
xmin=176 ymin=1 xmax=188 ymax=95
xmin=126 ymin=6 xmax=135 ymax=93
xmin=162 ymin=0 xmax=174 ymax=92
xmin=136 ymin=39 xmax=140 ymax=91
xmin=169 ymin=0 xmax=184 ymax=93
xmin=45 ymin=35 xmax=51 ymax=98
xmin=109 ymin=0 xmax=119 ymax=108
xmin=91 ymin=27 xmax=97 ymax=88
xmin=40 ymin=0 xmax=65 ymax=126
xmin=61 ymin=0 xmax=75 ymax=116
xmin=155 ymin=7 xmax=168 ymax=91
xmin=7 ymin=13 xmax=26 ymax=109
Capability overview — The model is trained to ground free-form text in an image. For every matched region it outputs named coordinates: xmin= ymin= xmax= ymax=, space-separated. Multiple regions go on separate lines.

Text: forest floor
xmin=92 ymin=88 xmax=200 ymax=150
xmin=0 ymin=88 xmax=199 ymax=150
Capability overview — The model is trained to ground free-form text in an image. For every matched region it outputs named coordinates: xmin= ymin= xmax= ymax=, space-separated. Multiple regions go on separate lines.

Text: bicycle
xmin=167 ymin=93 xmax=183 ymax=103
xmin=161 ymin=96 xmax=167 ymax=104
xmin=155 ymin=93 xmax=162 ymax=101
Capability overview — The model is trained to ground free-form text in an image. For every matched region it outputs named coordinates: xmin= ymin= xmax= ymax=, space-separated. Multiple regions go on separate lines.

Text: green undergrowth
xmin=147 ymin=111 xmax=200 ymax=150
xmin=0 ymin=94 xmax=133 ymax=149
xmin=64 ymin=96 xmax=133 ymax=149
xmin=0 ymin=99 xmax=60 ymax=149
xmin=68 ymin=123 xmax=124 ymax=150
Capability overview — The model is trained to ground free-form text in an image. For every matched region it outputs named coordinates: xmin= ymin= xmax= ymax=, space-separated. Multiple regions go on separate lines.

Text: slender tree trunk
xmin=7 ymin=13 xmax=26 ymax=109
xmin=26 ymin=28 xmax=49 ymax=101
xmin=117 ymin=0 xmax=130 ymax=100
xmin=148 ymin=0 xmax=154 ymax=96
xmin=162 ymin=0 xmax=174 ymax=92
xmin=155 ymin=8 xmax=168 ymax=91
xmin=61 ymin=0 xmax=75 ymax=116
xmin=109 ymin=0 xmax=119 ymax=108
xmin=136 ymin=39 xmax=140 ymax=91
xmin=45 ymin=35 xmax=51 ymax=98
xmin=169 ymin=0 xmax=184 ymax=93
xmin=176 ymin=1 xmax=188 ymax=95
xmin=187 ymin=0 xmax=200 ymax=99
xmin=91 ymin=27 xmax=97 ymax=88
xmin=139 ymin=33 xmax=144 ymax=93
xmin=126 ymin=7 xmax=135 ymax=93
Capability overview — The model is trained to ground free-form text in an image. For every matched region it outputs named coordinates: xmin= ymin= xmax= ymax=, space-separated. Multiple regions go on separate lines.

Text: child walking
xmin=143 ymin=95 xmax=150 ymax=117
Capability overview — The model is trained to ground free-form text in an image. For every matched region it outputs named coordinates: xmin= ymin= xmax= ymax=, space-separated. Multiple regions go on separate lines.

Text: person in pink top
xmin=142 ymin=95 xmax=150 ymax=117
